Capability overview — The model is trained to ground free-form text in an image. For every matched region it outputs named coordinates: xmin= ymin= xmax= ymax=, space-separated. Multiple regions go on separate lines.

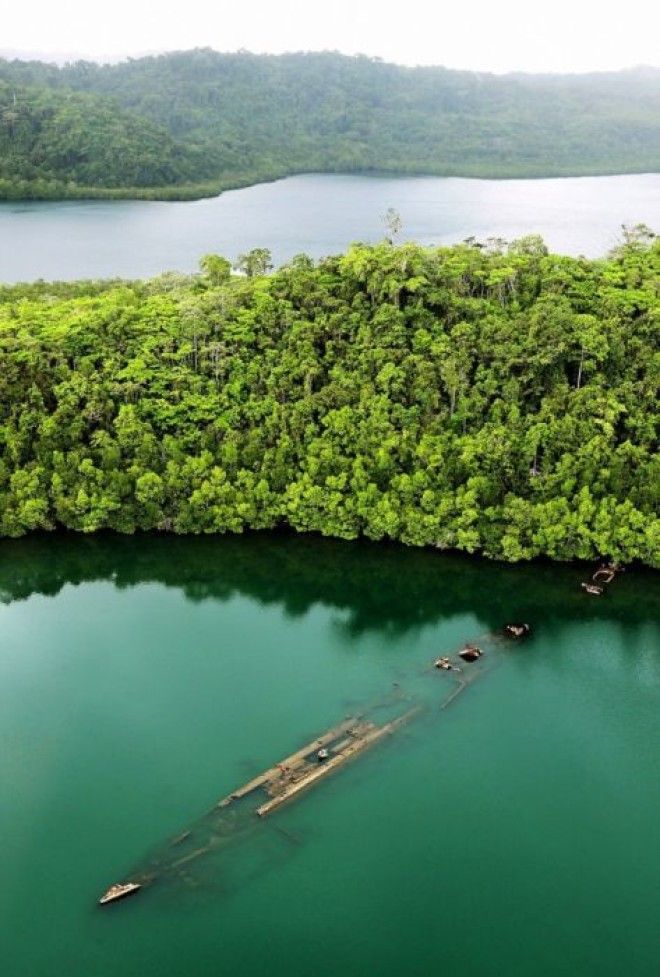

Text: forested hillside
xmin=0 ymin=232 xmax=657 ymax=565
xmin=0 ymin=80 xmax=211 ymax=199
xmin=0 ymin=50 xmax=659 ymax=199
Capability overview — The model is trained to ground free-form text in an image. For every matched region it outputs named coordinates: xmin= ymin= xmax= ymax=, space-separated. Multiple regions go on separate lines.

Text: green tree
xmin=200 ymin=254 xmax=232 ymax=285
xmin=235 ymin=248 xmax=273 ymax=278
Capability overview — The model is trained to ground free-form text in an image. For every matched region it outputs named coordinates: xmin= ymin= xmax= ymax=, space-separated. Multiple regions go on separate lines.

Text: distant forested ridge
xmin=0 ymin=50 xmax=659 ymax=199
xmin=0 ymin=231 xmax=658 ymax=565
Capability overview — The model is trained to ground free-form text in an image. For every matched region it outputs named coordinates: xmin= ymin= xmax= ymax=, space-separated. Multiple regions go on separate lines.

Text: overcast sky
xmin=3 ymin=0 xmax=659 ymax=73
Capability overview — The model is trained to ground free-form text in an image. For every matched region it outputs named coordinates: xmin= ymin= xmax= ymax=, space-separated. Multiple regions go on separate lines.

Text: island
xmin=0 ymin=231 xmax=657 ymax=565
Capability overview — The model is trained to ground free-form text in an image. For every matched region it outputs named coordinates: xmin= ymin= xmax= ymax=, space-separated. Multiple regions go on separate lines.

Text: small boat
xmin=503 ymin=623 xmax=531 ymax=639
xmin=581 ymin=582 xmax=604 ymax=596
xmin=99 ymin=882 xmax=141 ymax=906
xmin=459 ymin=645 xmax=482 ymax=663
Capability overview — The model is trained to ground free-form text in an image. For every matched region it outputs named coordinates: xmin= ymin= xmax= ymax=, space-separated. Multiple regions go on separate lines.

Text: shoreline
xmin=1 ymin=165 xmax=659 ymax=204
xmin=1 ymin=523 xmax=658 ymax=573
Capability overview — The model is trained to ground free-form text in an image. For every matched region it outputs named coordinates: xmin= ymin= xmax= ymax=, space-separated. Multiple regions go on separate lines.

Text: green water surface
xmin=1 ymin=533 xmax=659 ymax=977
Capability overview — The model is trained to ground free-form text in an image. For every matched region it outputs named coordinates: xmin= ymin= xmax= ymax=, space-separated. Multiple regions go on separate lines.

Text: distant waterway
xmin=0 ymin=172 xmax=658 ymax=282
xmin=1 ymin=532 xmax=659 ymax=977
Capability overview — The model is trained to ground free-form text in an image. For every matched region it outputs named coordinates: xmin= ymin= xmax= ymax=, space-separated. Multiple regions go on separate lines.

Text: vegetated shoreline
xmin=0 ymin=234 xmax=657 ymax=567
xmin=2 ymin=52 xmax=658 ymax=202
xmin=3 ymin=164 xmax=660 ymax=204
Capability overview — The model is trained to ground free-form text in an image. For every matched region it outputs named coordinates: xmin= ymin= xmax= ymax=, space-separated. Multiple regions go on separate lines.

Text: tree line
xmin=0 ymin=51 xmax=659 ymax=199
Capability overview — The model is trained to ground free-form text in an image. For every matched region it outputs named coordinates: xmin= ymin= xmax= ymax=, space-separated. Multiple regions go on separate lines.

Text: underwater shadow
xmin=0 ymin=530 xmax=657 ymax=636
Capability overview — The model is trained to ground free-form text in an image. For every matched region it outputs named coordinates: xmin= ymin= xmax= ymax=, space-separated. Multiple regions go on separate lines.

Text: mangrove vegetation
xmin=0 ymin=232 xmax=658 ymax=565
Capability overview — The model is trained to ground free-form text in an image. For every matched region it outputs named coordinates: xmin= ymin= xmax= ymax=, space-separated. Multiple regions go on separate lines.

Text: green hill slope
xmin=0 ymin=80 xmax=212 ymax=198
xmin=0 ymin=50 xmax=659 ymax=199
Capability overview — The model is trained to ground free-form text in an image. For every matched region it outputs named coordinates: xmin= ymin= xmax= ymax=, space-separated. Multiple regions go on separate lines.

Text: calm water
xmin=1 ymin=172 xmax=659 ymax=282
xmin=1 ymin=532 xmax=659 ymax=977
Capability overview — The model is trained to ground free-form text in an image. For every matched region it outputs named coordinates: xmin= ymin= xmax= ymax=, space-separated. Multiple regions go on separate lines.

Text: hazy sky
xmin=4 ymin=0 xmax=659 ymax=73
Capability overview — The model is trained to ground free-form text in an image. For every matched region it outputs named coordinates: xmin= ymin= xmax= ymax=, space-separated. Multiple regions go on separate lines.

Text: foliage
xmin=234 ymin=249 xmax=273 ymax=278
xmin=0 ymin=51 xmax=658 ymax=199
xmin=0 ymin=80 xmax=204 ymax=195
xmin=0 ymin=234 xmax=657 ymax=566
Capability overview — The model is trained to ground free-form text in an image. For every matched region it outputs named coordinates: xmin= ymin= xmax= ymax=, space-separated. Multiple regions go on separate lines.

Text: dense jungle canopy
xmin=0 ymin=50 xmax=659 ymax=199
xmin=0 ymin=232 xmax=658 ymax=565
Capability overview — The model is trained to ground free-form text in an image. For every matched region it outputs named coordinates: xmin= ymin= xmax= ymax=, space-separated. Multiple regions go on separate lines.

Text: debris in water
xmin=503 ymin=623 xmax=531 ymax=639
xmin=582 ymin=559 xmax=624 ymax=596
xmin=459 ymin=645 xmax=483 ymax=662
xmin=434 ymin=656 xmax=461 ymax=671
xmin=99 ymin=882 xmax=141 ymax=906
